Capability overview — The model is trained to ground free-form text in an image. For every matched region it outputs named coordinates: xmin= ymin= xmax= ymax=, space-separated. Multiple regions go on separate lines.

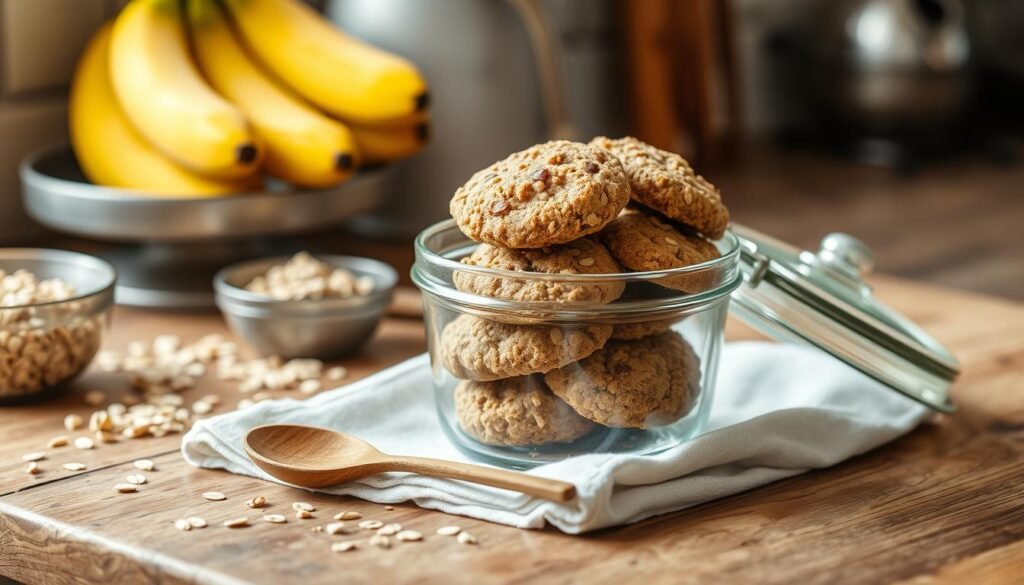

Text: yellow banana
xmin=187 ymin=0 xmax=359 ymax=189
xmin=222 ymin=0 xmax=429 ymax=125
xmin=109 ymin=0 xmax=262 ymax=178
xmin=348 ymin=121 xmax=429 ymax=165
xmin=70 ymin=23 xmax=255 ymax=197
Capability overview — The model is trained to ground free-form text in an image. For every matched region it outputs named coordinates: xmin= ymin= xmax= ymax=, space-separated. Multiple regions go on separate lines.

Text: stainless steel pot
xmin=813 ymin=0 xmax=972 ymax=133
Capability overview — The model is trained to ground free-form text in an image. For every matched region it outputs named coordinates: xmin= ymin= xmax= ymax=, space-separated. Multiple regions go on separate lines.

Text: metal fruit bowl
xmin=20 ymin=148 xmax=389 ymax=309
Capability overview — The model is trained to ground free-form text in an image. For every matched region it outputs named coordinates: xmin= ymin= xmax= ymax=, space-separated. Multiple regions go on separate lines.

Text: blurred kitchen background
xmin=0 ymin=0 xmax=1021 ymax=300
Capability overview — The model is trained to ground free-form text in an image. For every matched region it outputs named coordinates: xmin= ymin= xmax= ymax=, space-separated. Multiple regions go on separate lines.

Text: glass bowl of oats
xmin=0 ymin=248 xmax=116 ymax=404
xmin=215 ymin=252 xmax=397 ymax=359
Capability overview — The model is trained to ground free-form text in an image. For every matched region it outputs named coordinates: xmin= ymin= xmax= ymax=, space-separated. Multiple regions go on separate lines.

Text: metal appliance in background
xmin=329 ymin=0 xmax=628 ymax=239
xmin=811 ymin=0 xmax=972 ymax=165
xmin=969 ymin=0 xmax=1024 ymax=130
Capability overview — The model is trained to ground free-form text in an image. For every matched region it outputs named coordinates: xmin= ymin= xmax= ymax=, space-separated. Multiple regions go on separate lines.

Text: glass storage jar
xmin=412 ymin=219 xmax=742 ymax=468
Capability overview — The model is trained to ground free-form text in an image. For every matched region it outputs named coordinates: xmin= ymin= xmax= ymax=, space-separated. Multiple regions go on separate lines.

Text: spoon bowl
xmin=244 ymin=424 xmax=577 ymax=501
xmin=245 ymin=424 xmax=388 ymax=487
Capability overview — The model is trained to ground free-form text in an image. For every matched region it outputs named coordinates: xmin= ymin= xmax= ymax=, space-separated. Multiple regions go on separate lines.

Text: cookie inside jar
xmin=415 ymin=137 xmax=741 ymax=467
xmin=545 ymin=331 xmax=702 ymax=430
xmin=453 ymin=376 xmax=596 ymax=447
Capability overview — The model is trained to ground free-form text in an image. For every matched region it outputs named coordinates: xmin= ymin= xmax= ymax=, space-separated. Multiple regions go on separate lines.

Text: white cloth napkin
xmin=182 ymin=342 xmax=929 ymax=533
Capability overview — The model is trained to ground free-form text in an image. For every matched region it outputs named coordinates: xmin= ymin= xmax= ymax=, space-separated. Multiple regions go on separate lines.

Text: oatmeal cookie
xmin=450 ymin=140 xmax=630 ymax=248
xmin=611 ymin=318 xmax=678 ymax=340
xmin=589 ymin=136 xmax=729 ymax=239
xmin=454 ymin=376 xmax=596 ymax=446
xmin=544 ymin=332 xmax=700 ymax=428
xmin=453 ymin=238 xmax=624 ymax=304
xmin=599 ymin=210 xmax=721 ymax=292
xmin=440 ymin=315 xmax=612 ymax=381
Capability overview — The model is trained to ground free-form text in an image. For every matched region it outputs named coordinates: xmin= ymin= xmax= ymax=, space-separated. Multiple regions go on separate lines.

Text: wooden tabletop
xmin=1 ymin=278 xmax=1022 ymax=585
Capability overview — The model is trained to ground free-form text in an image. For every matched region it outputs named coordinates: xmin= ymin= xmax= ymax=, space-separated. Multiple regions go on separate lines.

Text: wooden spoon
xmin=244 ymin=424 xmax=577 ymax=502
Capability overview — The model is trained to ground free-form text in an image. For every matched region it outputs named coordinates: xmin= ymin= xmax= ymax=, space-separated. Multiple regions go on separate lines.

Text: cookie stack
xmin=442 ymin=138 xmax=730 ymax=447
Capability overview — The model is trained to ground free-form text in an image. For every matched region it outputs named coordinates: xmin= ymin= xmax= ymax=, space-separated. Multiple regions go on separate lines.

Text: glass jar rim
xmin=0 ymin=248 xmax=116 ymax=311
xmin=414 ymin=219 xmax=742 ymax=283
xmin=412 ymin=219 xmax=743 ymax=317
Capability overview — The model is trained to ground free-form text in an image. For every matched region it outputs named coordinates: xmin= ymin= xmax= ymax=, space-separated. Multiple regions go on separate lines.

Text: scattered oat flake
xmin=396 ymin=530 xmax=422 ymax=542
xmin=358 ymin=520 xmax=383 ymax=530
xmin=25 ymin=462 xmax=40 ymax=475
xmin=74 ymin=437 xmax=94 ymax=450
xmin=325 ymin=522 xmax=346 ymax=535
xmin=133 ymin=459 xmax=155 ymax=471
xmin=63 ymin=462 xmax=87 ymax=471
xmin=457 ymin=532 xmax=478 ymax=545
xmin=47 ymin=436 xmax=69 ymax=448
xmin=64 ymin=414 xmax=84 ymax=432
xmin=246 ymin=495 xmax=266 ymax=508
xmin=114 ymin=483 xmax=138 ymax=493
xmin=326 ymin=366 xmax=347 ymax=381
xmin=202 ymin=491 xmax=227 ymax=501
xmin=96 ymin=431 xmax=118 ymax=444
xmin=369 ymin=534 xmax=391 ymax=549
xmin=188 ymin=517 xmax=207 ymax=529
xmin=436 ymin=526 xmax=461 ymax=536
xmin=264 ymin=514 xmax=287 ymax=524
xmin=292 ymin=502 xmax=315 ymax=512
xmin=298 ymin=379 xmax=320 ymax=394
xmin=331 ymin=541 xmax=358 ymax=553
xmin=21 ymin=452 xmax=46 ymax=462
xmin=223 ymin=517 xmax=249 ymax=528
xmin=89 ymin=411 xmax=111 ymax=433
xmin=296 ymin=509 xmax=313 ymax=519
xmin=383 ymin=505 xmax=395 ymax=511
xmin=126 ymin=473 xmax=147 ymax=485
xmin=334 ymin=511 xmax=361 ymax=521
xmin=376 ymin=523 xmax=402 ymax=536
xmin=174 ymin=519 xmax=192 ymax=531
xmin=310 ymin=525 xmax=323 ymax=532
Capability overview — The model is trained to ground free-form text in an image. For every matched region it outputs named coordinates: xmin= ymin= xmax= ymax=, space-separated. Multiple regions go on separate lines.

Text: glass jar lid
xmin=729 ymin=223 xmax=959 ymax=412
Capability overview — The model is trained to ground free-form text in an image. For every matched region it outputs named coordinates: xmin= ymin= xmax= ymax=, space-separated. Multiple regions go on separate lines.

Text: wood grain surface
xmin=711 ymin=149 xmax=1024 ymax=300
xmin=0 ymin=278 xmax=1022 ymax=585
xmin=0 ymin=305 xmax=425 ymax=496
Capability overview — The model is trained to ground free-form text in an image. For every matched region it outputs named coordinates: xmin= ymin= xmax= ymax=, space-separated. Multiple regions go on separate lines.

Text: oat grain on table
xmin=450 ymin=140 xmax=630 ymax=248
xmin=454 ymin=376 xmax=596 ymax=445
xmin=453 ymin=238 xmax=624 ymax=304
xmin=545 ymin=331 xmax=701 ymax=428
xmin=590 ymin=136 xmax=729 ymax=239
xmin=440 ymin=314 xmax=612 ymax=381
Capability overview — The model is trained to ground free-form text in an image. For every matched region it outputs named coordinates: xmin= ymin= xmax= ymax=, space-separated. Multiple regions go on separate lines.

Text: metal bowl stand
xmin=20 ymin=148 xmax=388 ymax=310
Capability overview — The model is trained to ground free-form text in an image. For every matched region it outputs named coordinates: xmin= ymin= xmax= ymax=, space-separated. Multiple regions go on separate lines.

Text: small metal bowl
xmin=214 ymin=255 xmax=397 ymax=359
xmin=0 ymin=249 xmax=116 ymax=404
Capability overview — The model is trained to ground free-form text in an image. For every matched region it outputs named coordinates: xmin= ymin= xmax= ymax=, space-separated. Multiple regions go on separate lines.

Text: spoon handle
xmin=387 ymin=456 xmax=576 ymax=502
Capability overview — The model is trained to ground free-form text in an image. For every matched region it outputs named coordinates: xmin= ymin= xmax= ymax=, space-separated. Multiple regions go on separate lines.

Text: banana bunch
xmin=70 ymin=0 xmax=430 ymax=196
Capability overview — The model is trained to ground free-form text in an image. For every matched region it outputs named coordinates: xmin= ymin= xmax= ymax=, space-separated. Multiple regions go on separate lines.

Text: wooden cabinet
xmin=0 ymin=0 xmax=119 ymax=243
